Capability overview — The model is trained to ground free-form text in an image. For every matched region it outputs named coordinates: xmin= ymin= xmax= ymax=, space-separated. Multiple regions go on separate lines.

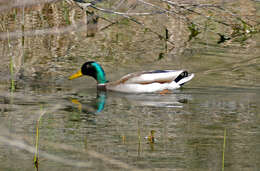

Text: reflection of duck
xmin=71 ymin=91 xmax=106 ymax=114
xmin=69 ymin=61 xmax=194 ymax=93
xmin=71 ymin=90 xmax=191 ymax=114
xmin=110 ymin=91 xmax=191 ymax=108
xmin=95 ymin=91 xmax=106 ymax=113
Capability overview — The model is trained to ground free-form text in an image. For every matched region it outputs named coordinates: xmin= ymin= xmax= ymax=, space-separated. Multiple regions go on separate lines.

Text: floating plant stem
xmin=138 ymin=126 xmax=141 ymax=157
xmin=84 ymin=136 xmax=88 ymax=150
xmin=34 ymin=118 xmax=40 ymax=170
xmin=34 ymin=106 xmax=45 ymax=170
xmin=222 ymin=128 xmax=226 ymax=171
xmin=122 ymin=135 xmax=126 ymax=144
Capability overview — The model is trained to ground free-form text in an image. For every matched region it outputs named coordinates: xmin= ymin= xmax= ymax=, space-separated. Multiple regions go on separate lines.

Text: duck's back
xmin=123 ymin=70 xmax=185 ymax=84
xmin=105 ymin=70 xmax=187 ymax=93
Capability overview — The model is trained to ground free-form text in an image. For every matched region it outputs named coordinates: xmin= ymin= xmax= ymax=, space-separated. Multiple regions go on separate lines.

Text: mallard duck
xmin=69 ymin=61 xmax=194 ymax=93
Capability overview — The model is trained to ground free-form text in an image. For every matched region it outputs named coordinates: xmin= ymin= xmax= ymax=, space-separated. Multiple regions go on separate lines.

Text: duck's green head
xmin=69 ymin=61 xmax=108 ymax=84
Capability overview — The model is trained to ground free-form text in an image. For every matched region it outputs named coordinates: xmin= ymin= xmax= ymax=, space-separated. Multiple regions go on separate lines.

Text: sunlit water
xmin=0 ymin=1 xmax=260 ymax=171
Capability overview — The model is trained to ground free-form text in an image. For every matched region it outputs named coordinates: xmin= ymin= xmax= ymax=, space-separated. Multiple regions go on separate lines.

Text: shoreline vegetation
xmin=0 ymin=0 xmax=259 ymax=87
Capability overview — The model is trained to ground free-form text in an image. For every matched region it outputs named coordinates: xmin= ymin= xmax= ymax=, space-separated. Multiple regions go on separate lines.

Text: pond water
xmin=0 ymin=1 xmax=260 ymax=171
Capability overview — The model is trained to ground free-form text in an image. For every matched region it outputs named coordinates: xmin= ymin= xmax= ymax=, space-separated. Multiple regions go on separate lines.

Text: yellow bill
xmin=69 ymin=70 xmax=83 ymax=80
